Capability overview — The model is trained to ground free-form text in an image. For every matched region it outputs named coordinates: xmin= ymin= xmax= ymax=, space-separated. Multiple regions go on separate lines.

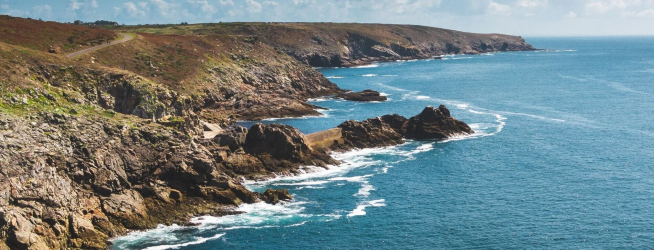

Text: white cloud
xmin=188 ymin=0 xmax=216 ymax=19
xmin=584 ymin=0 xmax=650 ymax=15
xmin=150 ymin=0 xmax=173 ymax=16
xmin=488 ymin=0 xmax=512 ymax=15
xmin=263 ymin=1 xmax=279 ymax=7
xmin=0 ymin=4 xmax=8 ymax=10
xmin=636 ymin=8 xmax=654 ymax=17
xmin=566 ymin=11 xmax=578 ymax=18
xmin=32 ymin=5 xmax=52 ymax=19
xmin=220 ymin=0 xmax=235 ymax=6
xmin=123 ymin=2 xmax=147 ymax=18
xmin=70 ymin=0 xmax=82 ymax=11
xmin=246 ymin=0 xmax=262 ymax=14
xmin=517 ymin=0 xmax=548 ymax=8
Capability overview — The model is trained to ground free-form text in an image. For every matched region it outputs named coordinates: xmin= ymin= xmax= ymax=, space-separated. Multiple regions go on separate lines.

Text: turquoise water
xmin=113 ymin=37 xmax=654 ymax=249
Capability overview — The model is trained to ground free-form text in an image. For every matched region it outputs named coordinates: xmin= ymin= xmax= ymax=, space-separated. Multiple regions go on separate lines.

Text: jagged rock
xmin=213 ymin=126 xmax=248 ymax=151
xmin=244 ymin=124 xmax=312 ymax=161
xmin=261 ymin=189 xmax=292 ymax=204
xmin=405 ymin=105 xmax=474 ymax=140
xmin=380 ymin=114 xmax=408 ymax=135
xmin=70 ymin=215 xmax=98 ymax=238
xmin=335 ymin=117 xmax=404 ymax=150
xmin=154 ymin=187 xmax=184 ymax=203
xmin=223 ymin=153 xmax=265 ymax=175
xmin=101 ymin=190 xmax=147 ymax=223
xmin=336 ymin=89 xmax=387 ymax=102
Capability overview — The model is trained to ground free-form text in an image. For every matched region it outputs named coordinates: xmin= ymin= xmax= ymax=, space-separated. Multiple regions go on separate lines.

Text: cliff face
xmin=261 ymin=23 xmax=535 ymax=67
xmin=0 ymin=40 xmax=334 ymax=249
xmin=122 ymin=22 xmax=535 ymax=67
xmin=83 ymin=32 xmax=343 ymax=122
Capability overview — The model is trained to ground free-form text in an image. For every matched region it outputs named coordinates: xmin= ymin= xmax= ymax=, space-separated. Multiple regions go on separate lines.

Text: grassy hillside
xmin=0 ymin=15 xmax=117 ymax=53
xmin=119 ymin=22 xmax=535 ymax=66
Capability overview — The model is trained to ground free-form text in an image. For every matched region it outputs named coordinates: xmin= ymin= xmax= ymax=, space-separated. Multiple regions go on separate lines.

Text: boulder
xmin=261 ymin=189 xmax=293 ymax=204
xmin=336 ymin=89 xmax=387 ymax=102
xmin=69 ymin=215 xmax=97 ymax=238
xmin=244 ymin=124 xmax=312 ymax=161
xmin=101 ymin=190 xmax=147 ymax=222
xmin=405 ymin=105 xmax=474 ymax=140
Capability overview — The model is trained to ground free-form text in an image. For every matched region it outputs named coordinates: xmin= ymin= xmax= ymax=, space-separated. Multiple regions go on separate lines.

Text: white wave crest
xmin=142 ymin=234 xmax=225 ymax=250
xmin=308 ymin=97 xmax=330 ymax=102
xmin=355 ymin=183 xmax=375 ymax=197
xmin=347 ymin=199 xmax=386 ymax=217
xmin=362 ymin=74 xmax=377 ymax=77
xmin=354 ymin=64 xmax=379 ymax=68
xmin=326 ymin=76 xmax=344 ymax=79
xmin=190 ymin=201 xmax=308 ymax=228
xmin=273 ymin=180 xmax=330 ymax=186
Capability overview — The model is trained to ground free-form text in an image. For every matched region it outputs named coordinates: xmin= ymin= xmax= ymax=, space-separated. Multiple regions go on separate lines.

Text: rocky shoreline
xmin=0 ymin=16 xmax=532 ymax=249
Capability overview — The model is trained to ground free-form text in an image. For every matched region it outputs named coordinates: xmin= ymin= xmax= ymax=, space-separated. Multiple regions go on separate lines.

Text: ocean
xmin=112 ymin=37 xmax=654 ymax=249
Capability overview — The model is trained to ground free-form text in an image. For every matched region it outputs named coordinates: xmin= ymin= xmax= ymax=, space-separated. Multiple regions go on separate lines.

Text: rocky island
xmin=0 ymin=15 xmax=530 ymax=249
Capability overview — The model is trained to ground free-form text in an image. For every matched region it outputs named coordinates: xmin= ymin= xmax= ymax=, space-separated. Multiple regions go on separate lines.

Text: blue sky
xmin=1 ymin=0 xmax=653 ymax=36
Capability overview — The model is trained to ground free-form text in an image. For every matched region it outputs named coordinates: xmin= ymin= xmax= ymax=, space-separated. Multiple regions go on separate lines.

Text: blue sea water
xmin=113 ymin=37 xmax=654 ymax=249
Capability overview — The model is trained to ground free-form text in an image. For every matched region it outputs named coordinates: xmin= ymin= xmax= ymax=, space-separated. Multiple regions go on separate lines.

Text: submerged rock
xmin=405 ymin=105 xmax=474 ymax=140
xmin=336 ymin=89 xmax=387 ymax=102
xmin=261 ymin=189 xmax=293 ymax=204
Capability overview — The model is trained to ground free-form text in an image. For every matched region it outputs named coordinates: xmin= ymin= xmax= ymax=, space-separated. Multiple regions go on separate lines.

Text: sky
xmin=1 ymin=0 xmax=653 ymax=36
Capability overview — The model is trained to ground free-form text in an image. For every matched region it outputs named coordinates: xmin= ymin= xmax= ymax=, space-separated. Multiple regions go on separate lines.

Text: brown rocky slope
xmin=122 ymin=22 xmax=535 ymax=67
xmin=0 ymin=16 xmax=530 ymax=249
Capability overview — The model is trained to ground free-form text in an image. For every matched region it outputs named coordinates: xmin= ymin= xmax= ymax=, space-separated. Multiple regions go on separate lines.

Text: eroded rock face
xmin=213 ymin=126 xmax=248 ymax=151
xmin=243 ymin=124 xmax=337 ymax=168
xmin=380 ymin=114 xmax=409 ymax=135
xmin=336 ymin=117 xmax=405 ymax=150
xmin=405 ymin=105 xmax=474 ymax=140
xmin=244 ymin=124 xmax=312 ymax=161
xmin=0 ymin=113 xmax=295 ymax=249
xmin=336 ymin=89 xmax=387 ymax=102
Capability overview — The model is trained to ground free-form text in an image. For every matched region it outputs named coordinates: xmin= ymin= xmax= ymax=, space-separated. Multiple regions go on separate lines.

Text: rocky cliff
xmin=0 ymin=16 xmax=526 ymax=249
xmin=122 ymin=22 xmax=535 ymax=67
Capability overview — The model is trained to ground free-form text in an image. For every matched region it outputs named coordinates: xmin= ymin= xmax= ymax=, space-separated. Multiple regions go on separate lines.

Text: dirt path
xmin=66 ymin=33 xmax=135 ymax=59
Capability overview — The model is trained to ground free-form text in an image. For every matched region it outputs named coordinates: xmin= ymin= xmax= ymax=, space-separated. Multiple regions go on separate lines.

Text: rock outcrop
xmin=336 ymin=89 xmax=387 ymax=102
xmin=405 ymin=105 xmax=474 ymax=140
xmin=260 ymin=189 xmax=293 ymax=204
xmin=243 ymin=124 xmax=337 ymax=171
xmin=0 ymin=113 xmax=295 ymax=249
xmin=336 ymin=117 xmax=405 ymax=150
xmin=331 ymin=105 xmax=473 ymax=151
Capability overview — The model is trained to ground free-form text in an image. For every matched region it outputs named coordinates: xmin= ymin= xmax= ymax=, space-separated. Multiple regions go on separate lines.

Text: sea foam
xmin=347 ymin=199 xmax=386 ymax=217
xmin=142 ymin=234 xmax=225 ymax=250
